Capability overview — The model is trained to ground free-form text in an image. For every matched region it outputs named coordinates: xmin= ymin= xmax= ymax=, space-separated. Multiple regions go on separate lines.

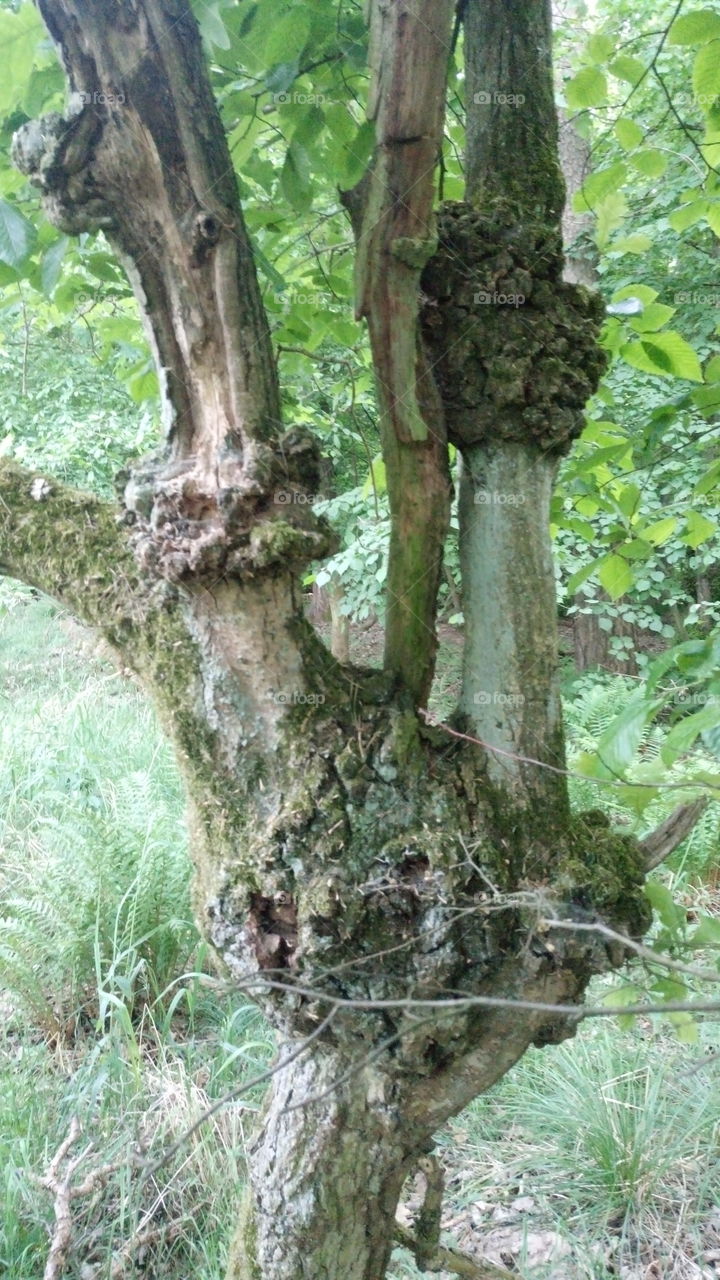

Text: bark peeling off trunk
xmin=10 ymin=0 xmax=339 ymax=587
xmin=14 ymin=0 xmax=279 ymax=470
xmin=344 ymin=0 xmax=456 ymax=706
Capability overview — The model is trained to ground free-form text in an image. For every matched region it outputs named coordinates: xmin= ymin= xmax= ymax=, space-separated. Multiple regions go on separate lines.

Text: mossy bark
xmin=3 ymin=3 xmax=651 ymax=1279
xmin=438 ymin=0 xmax=607 ymax=808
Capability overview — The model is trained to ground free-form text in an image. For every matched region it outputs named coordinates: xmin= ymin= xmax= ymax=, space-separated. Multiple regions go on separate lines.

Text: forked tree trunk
xmin=2 ymin=4 xmax=653 ymax=1280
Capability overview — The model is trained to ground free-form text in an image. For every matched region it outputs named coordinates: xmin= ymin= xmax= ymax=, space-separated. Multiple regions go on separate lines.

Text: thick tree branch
xmin=344 ymin=0 xmax=456 ymax=706
xmin=15 ymin=0 xmax=280 ymax=480
xmin=0 ymin=458 xmax=138 ymax=627
xmin=11 ymin=0 xmax=338 ymax=589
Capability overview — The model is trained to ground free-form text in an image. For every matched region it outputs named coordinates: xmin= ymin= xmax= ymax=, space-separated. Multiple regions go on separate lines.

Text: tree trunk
xmin=458 ymin=442 xmax=566 ymax=805
xmin=228 ymin=1053 xmax=411 ymax=1280
xmin=2 ymin=4 xmax=654 ymax=1279
xmin=573 ymin=592 xmax=640 ymax=676
xmin=555 ymin=80 xmax=640 ymax=676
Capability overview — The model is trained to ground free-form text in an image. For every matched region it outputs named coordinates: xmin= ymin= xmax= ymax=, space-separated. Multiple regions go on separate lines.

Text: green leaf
xmin=682 ymin=509 xmax=717 ymax=548
xmin=340 ymin=121 xmax=376 ymax=185
xmin=614 ymin=118 xmax=645 ymax=150
xmin=40 ymin=237 xmax=69 ymax=295
xmin=674 ymin=1018 xmax=700 ymax=1044
xmin=125 ymin=359 xmax=158 ymax=403
xmin=629 ymin=302 xmax=675 ymax=332
xmin=281 ymin=140 xmax=313 ymax=212
xmin=621 ymin=332 xmax=704 ymax=381
xmin=645 ymin=882 xmax=684 ymax=930
xmin=614 ymin=483 xmax=641 ymax=520
xmin=265 ymin=8 xmax=312 ymax=67
xmin=608 ymin=55 xmax=646 ymax=85
xmin=629 ymin=148 xmax=667 ymax=177
xmin=693 ymin=40 xmax=720 ymax=105
xmin=598 ymin=552 xmax=633 ymax=600
xmin=689 ymin=914 xmax=720 ymax=945
xmin=566 ymin=559 xmax=598 ymax=595
xmin=566 ymin=67 xmax=607 ymax=108
xmin=196 ymin=2 xmax=231 ymax=50
xmin=363 ymin=455 xmax=386 ymax=497
xmin=663 ymin=701 xmax=720 ymax=763
xmin=594 ymin=192 xmax=628 ymax=249
xmin=601 ymin=985 xmax=642 ymax=1030
xmin=608 ymin=233 xmax=653 ymax=254
xmin=669 ymin=198 xmax=709 ymax=231
xmin=23 ymin=62 xmax=65 ymax=117
xmin=595 ymin=693 xmax=662 ymax=774
xmin=641 ymin=516 xmax=677 ymax=546
xmin=694 ymin=456 xmax=720 ymax=494
xmin=615 ymin=784 xmax=658 ymax=816
xmin=693 ymin=384 xmax=720 ymax=414
xmin=669 ymin=9 xmax=720 ymax=45
xmin=701 ymin=128 xmax=720 ymax=165
xmin=573 ymin=162 xmax=627 ymax=212
xmin=0 ymin=200 xmax=36 ymax=270
xmin=265 ymin=60 xmax=301 ymax=94
xmin=0 ymin=6 xmax=47 ymax=118
xmin=585 ymin=32 xmax=615 ymax=62
xmin=705 ymin=202 xmax=720 ymax=235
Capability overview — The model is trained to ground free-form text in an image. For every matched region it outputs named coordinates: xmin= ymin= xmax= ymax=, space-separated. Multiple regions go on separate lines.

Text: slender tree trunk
xmin=458 ymin=442 xmax=566 ymax=803
xmin=420 ymin=0 xmax=606 ymax=811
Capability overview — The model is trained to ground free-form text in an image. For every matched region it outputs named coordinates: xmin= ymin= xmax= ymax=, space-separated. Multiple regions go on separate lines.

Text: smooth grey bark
xmin=459 ymin=444 xmax=566 ymax=804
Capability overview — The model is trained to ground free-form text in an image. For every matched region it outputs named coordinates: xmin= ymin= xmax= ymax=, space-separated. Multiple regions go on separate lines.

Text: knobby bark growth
xmin=0 ymin=3 xmax=668 ymax=1278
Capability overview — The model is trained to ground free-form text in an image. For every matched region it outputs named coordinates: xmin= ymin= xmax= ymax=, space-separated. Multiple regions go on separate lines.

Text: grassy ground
xmin=1 ymin=592 xmax=719 ymax=1279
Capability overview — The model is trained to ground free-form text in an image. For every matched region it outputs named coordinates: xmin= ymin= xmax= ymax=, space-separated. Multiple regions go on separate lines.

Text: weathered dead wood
xmin=641 ymin=798 xmax=709 ymax=870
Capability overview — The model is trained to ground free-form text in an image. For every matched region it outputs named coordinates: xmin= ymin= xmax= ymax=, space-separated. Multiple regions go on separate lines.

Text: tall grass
xmin=0 ymin=595 xmax=276 ymax=1276
xmin=0 ymin=596 xmax=196 ymax=1036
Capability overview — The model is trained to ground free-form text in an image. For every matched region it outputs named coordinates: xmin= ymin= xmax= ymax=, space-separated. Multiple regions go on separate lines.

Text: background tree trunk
xmin=555 ymin=70 xmax=640 ymax=677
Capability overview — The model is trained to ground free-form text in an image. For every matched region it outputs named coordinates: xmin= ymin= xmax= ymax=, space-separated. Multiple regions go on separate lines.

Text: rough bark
xmin=343 ymin=0 xmax=455 ymax=706
xmin=228 ymin=1052 xmax=412 ymax=1280
xmin=3 ymin=4 xmax=654 ymax=1280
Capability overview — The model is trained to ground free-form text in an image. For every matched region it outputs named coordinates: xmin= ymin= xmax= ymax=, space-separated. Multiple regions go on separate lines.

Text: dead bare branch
xmin=641 ymin=798 xmax=709 ymax=870
xmin=394 ymin=1217 xmax=516 ymax=1278
xmin=39 ymin=1117 xmax=88 ymax=1280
